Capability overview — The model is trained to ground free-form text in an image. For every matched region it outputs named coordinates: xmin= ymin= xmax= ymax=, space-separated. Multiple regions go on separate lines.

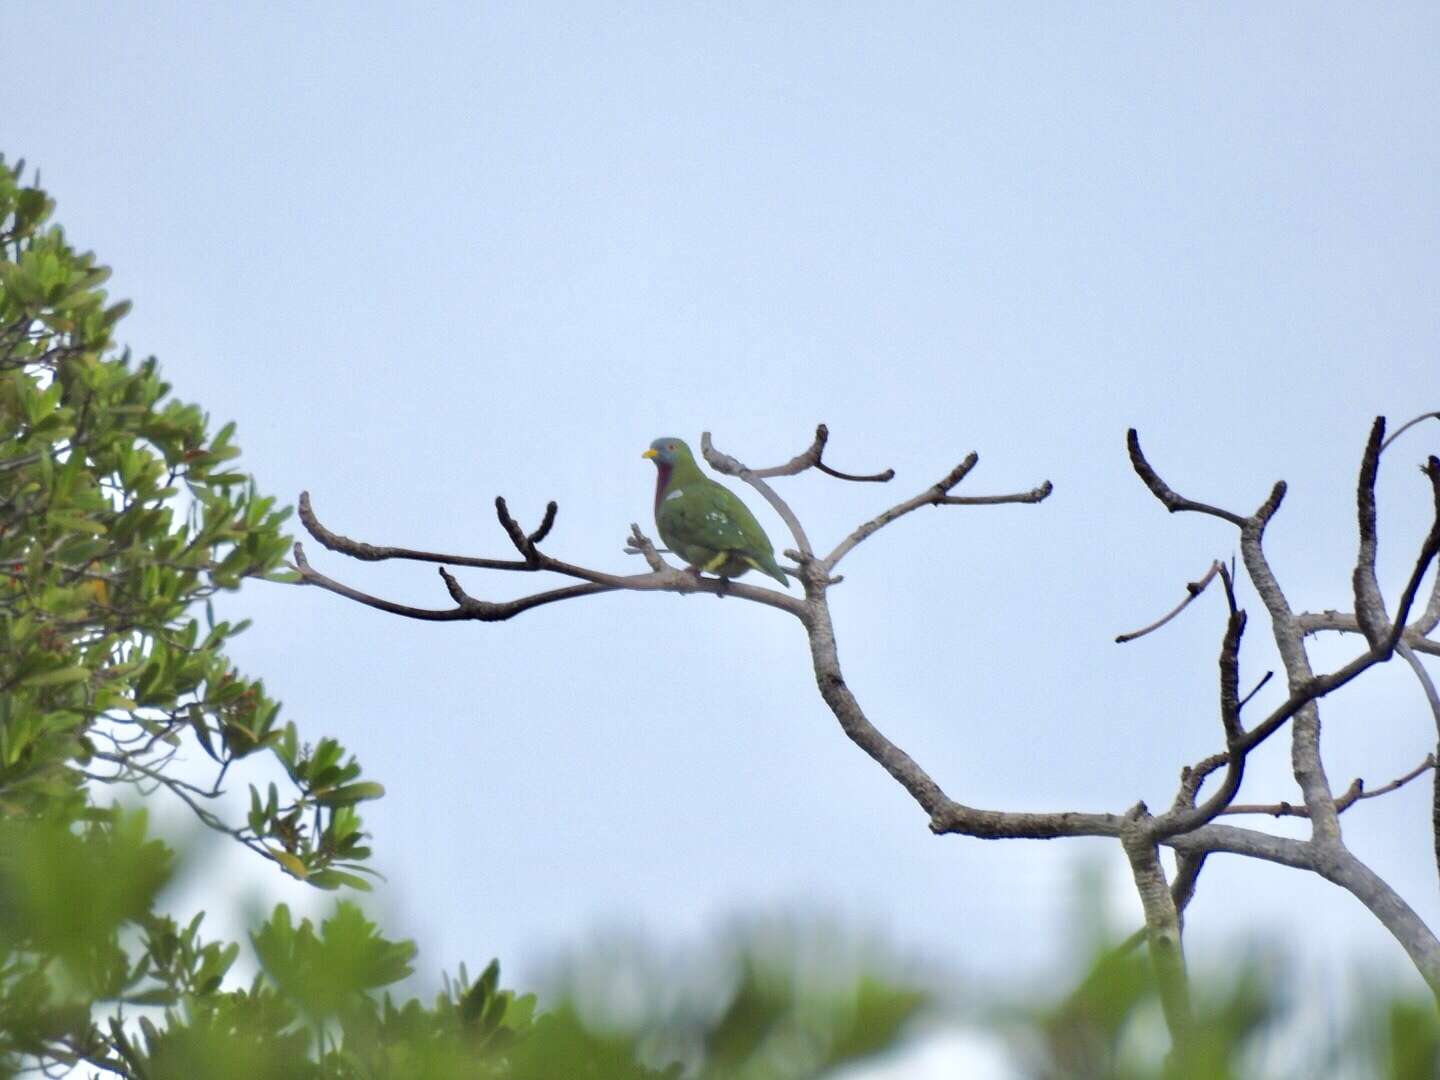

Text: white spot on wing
xmin=665 ymin=488 xmax=684 ymax=501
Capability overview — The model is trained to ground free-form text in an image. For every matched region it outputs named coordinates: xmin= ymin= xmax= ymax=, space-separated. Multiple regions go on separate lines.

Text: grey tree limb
xmin=1123 ymin=817 xmax=1193 ymax=1050
xmin=1219 ymin=754 xmax=1434 ymax=817
xmin=1165 ymin=824 xmax=1440 ymax=996
xmin=1396 ymin=642 xmax=1440 ymax=887
xmin=1298 ymin=610 xmax=1440 ymax=657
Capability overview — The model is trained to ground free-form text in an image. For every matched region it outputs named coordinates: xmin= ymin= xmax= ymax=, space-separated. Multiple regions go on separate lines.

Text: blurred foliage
xmin=998 ymin=908 xmax=1440 ymax=1080
xmin=2 ymin=156 xmax=1437 ymax=1079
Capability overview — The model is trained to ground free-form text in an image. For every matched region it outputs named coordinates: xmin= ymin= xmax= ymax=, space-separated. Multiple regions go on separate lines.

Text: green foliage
xmin=697 ymin=956 xmax=926 ymax=1077
xmin=1001 ymin=930 xmax=1440 ymax=1080
xmin=0 ymin=156 xmax=380 ymax=890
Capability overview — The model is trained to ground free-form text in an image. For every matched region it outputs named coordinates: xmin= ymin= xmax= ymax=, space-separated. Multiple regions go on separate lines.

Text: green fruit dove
xmin=642 ymin=437 xmax=791 ymax=588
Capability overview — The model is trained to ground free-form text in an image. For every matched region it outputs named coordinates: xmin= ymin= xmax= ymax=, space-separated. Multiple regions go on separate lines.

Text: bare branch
xmin=823 ymin=455 xmax=978 ymax=571
xmin=742 ymin=423 xmax=896 ymax=483
xmin=1115 ymin=560 xmax=1222 ymax=644
xmin=1162 ymin=568 xmax=1440 ymax=838
xmin=1397 ymin=643 xmax=1440 ymax=738
xmin=939 ymin=482 xmax=1053 ymax=506
xmin=1127 ymin=430 xmax=1250 ymax=527
xmin=1396 ymin=641 xmax=1440 ymax=887
xmin=1154 ymin=473 xmax=1440 ymax=844
xmin=1353 ymin=417 xmax=1388 ymax=645
xmin=804 ymin=597 xmax=1124 ymax=840
xmin=1238 ymin=670 xmax=1274 ymax=709
xmin=1410 ymin=455 xmax=1440 ymax=634
xmin=1232 ymin=467 xmax=1339 ymax=840
xmin=1298 ymin=610 xmax=1440 ymax=657
xmin=625 ymin=524 xmax=667 ymax=573
xmin=292 ymin=541 xmax=610 ymax=620
xmin=1165 ymin=824 xmax=1440 ymax=996
xmin=293 ymin=542 xmax=482 ymax=620
xmin=299 ymin=491 xmax=533 ymax=571
xmin=437 ymin=566 xmax=620 ymax=621
xmin=1220 ymin=756 xmax=1435 ymax=817
xmin=1380 ymin=410 xmax=1440 ymax=452
xmin=1419 ymin=567 xmax=1440 ymax=639
xmin=493 ymin=496 xmax=545 ymax=563
xmin=1316 ymin=846 xmax=1440 ymax=996
xmin=293 ymin=423 xmax=1440 ymax=1006
xmin=1151 ymin=567 xmax=1250 ymax=839
xmin=1173 ymin=752 xmax=1229 ymax=811
xmin=702 ymin=431 xmax=815 ymax=557
xmin=816 ymin=459 xmax=896 ymax=483
xmin=1170 ymin=851 xmax=1206 ymax=924
xmin=1231 ymin=571 xmax=1440 ymax=773
xmin=300 ymin=464 xmax=813 ymax=625
xmin=528 ymin=501 xmax=559 ymax=546
xmin=1217 ymin=565 xmax=1245 ymax=743
xmin=1395 ymin=457 xmax=1440 ymax=637
xmin=1122 ymin=821 xmax=1193 ymax=1048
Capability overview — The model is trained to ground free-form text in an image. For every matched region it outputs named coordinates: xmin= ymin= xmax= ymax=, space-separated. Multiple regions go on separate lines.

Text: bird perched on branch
xmin=642 ymin=437 xmax=790 ymax=588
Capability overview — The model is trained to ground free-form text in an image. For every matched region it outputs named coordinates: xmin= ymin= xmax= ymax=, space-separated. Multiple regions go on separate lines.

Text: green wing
xmin=657 ymin=480 xmax=789 ymax=586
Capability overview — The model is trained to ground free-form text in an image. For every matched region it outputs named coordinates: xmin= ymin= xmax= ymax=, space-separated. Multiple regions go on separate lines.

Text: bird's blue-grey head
xmin=641 ymin=437 xmax=690 ymax=465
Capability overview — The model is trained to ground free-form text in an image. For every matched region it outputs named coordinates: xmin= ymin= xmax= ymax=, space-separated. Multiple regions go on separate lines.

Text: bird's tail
xmin=744 ymin=553 xmax=792 ymax=589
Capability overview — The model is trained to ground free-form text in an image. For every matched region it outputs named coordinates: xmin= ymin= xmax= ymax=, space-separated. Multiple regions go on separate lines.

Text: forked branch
xmin=297 ymin=417 xmax=1440 ymax=1011
xmin=1219 ymin=755 xmax=1436 ymax=818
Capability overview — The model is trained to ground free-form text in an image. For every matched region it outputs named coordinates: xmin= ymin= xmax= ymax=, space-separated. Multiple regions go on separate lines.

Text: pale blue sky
xmin=6 ymin=2 xmax=1439 ymax=1069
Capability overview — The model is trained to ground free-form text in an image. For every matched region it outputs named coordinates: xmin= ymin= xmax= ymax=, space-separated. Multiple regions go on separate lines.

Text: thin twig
xmin=1380 ymin=410 xmax=1440 ymax=452
xmin=1220 ymin=756 xmax=1435 ymax=817
xmin=1237 ymin=670 xmax=1274 ymax=709
xmin=299 ymin=491 xmax=534 ymax=570
xmin=625 ymin=523 xmax=667 ymax=573
xmin=1116 ymin=560 xmax=1223 ymax=644
xmin=1151 ymin=566 xmax=1250 ymax=838
xmin=938 ymin=483 xmax=1053 ymax=506
xmin=293 ymin=540 xmax=621 ymax=620
xmin=1398 ymin=642 xmax=1440 ymax=737
xmin=823 ymin=455 xmax=980 ymax=570
xmin=744 ymin=423 xmax=896 ymax=482
xmin=1396 ymin=640 xmax=1440 ymax=887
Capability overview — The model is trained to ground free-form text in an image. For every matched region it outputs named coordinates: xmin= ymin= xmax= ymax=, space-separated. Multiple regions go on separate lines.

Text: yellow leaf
xmin=269 ymin=849 xmax=308 ymax=880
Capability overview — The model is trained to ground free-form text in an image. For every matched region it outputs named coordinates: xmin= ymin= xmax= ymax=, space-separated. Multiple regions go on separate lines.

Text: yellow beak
xmin=641 ymin=449 xmax=658 ymax=459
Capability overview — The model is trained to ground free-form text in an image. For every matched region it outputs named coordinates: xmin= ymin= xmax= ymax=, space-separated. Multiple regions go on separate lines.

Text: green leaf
xmin=18 ymin=665 xmax=90 ymax=689
xmin=188 ymin=706 xmax=221 ymax=763
xmin=306 ymin=869 xmax=373 ymax=892
xmin=313 ymin=781 xmax=386 ymax=807
xmin=269 ymin=850 xmax=308 ymax=880
xmin=46 ymin=512 xmax=108 ymax=536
